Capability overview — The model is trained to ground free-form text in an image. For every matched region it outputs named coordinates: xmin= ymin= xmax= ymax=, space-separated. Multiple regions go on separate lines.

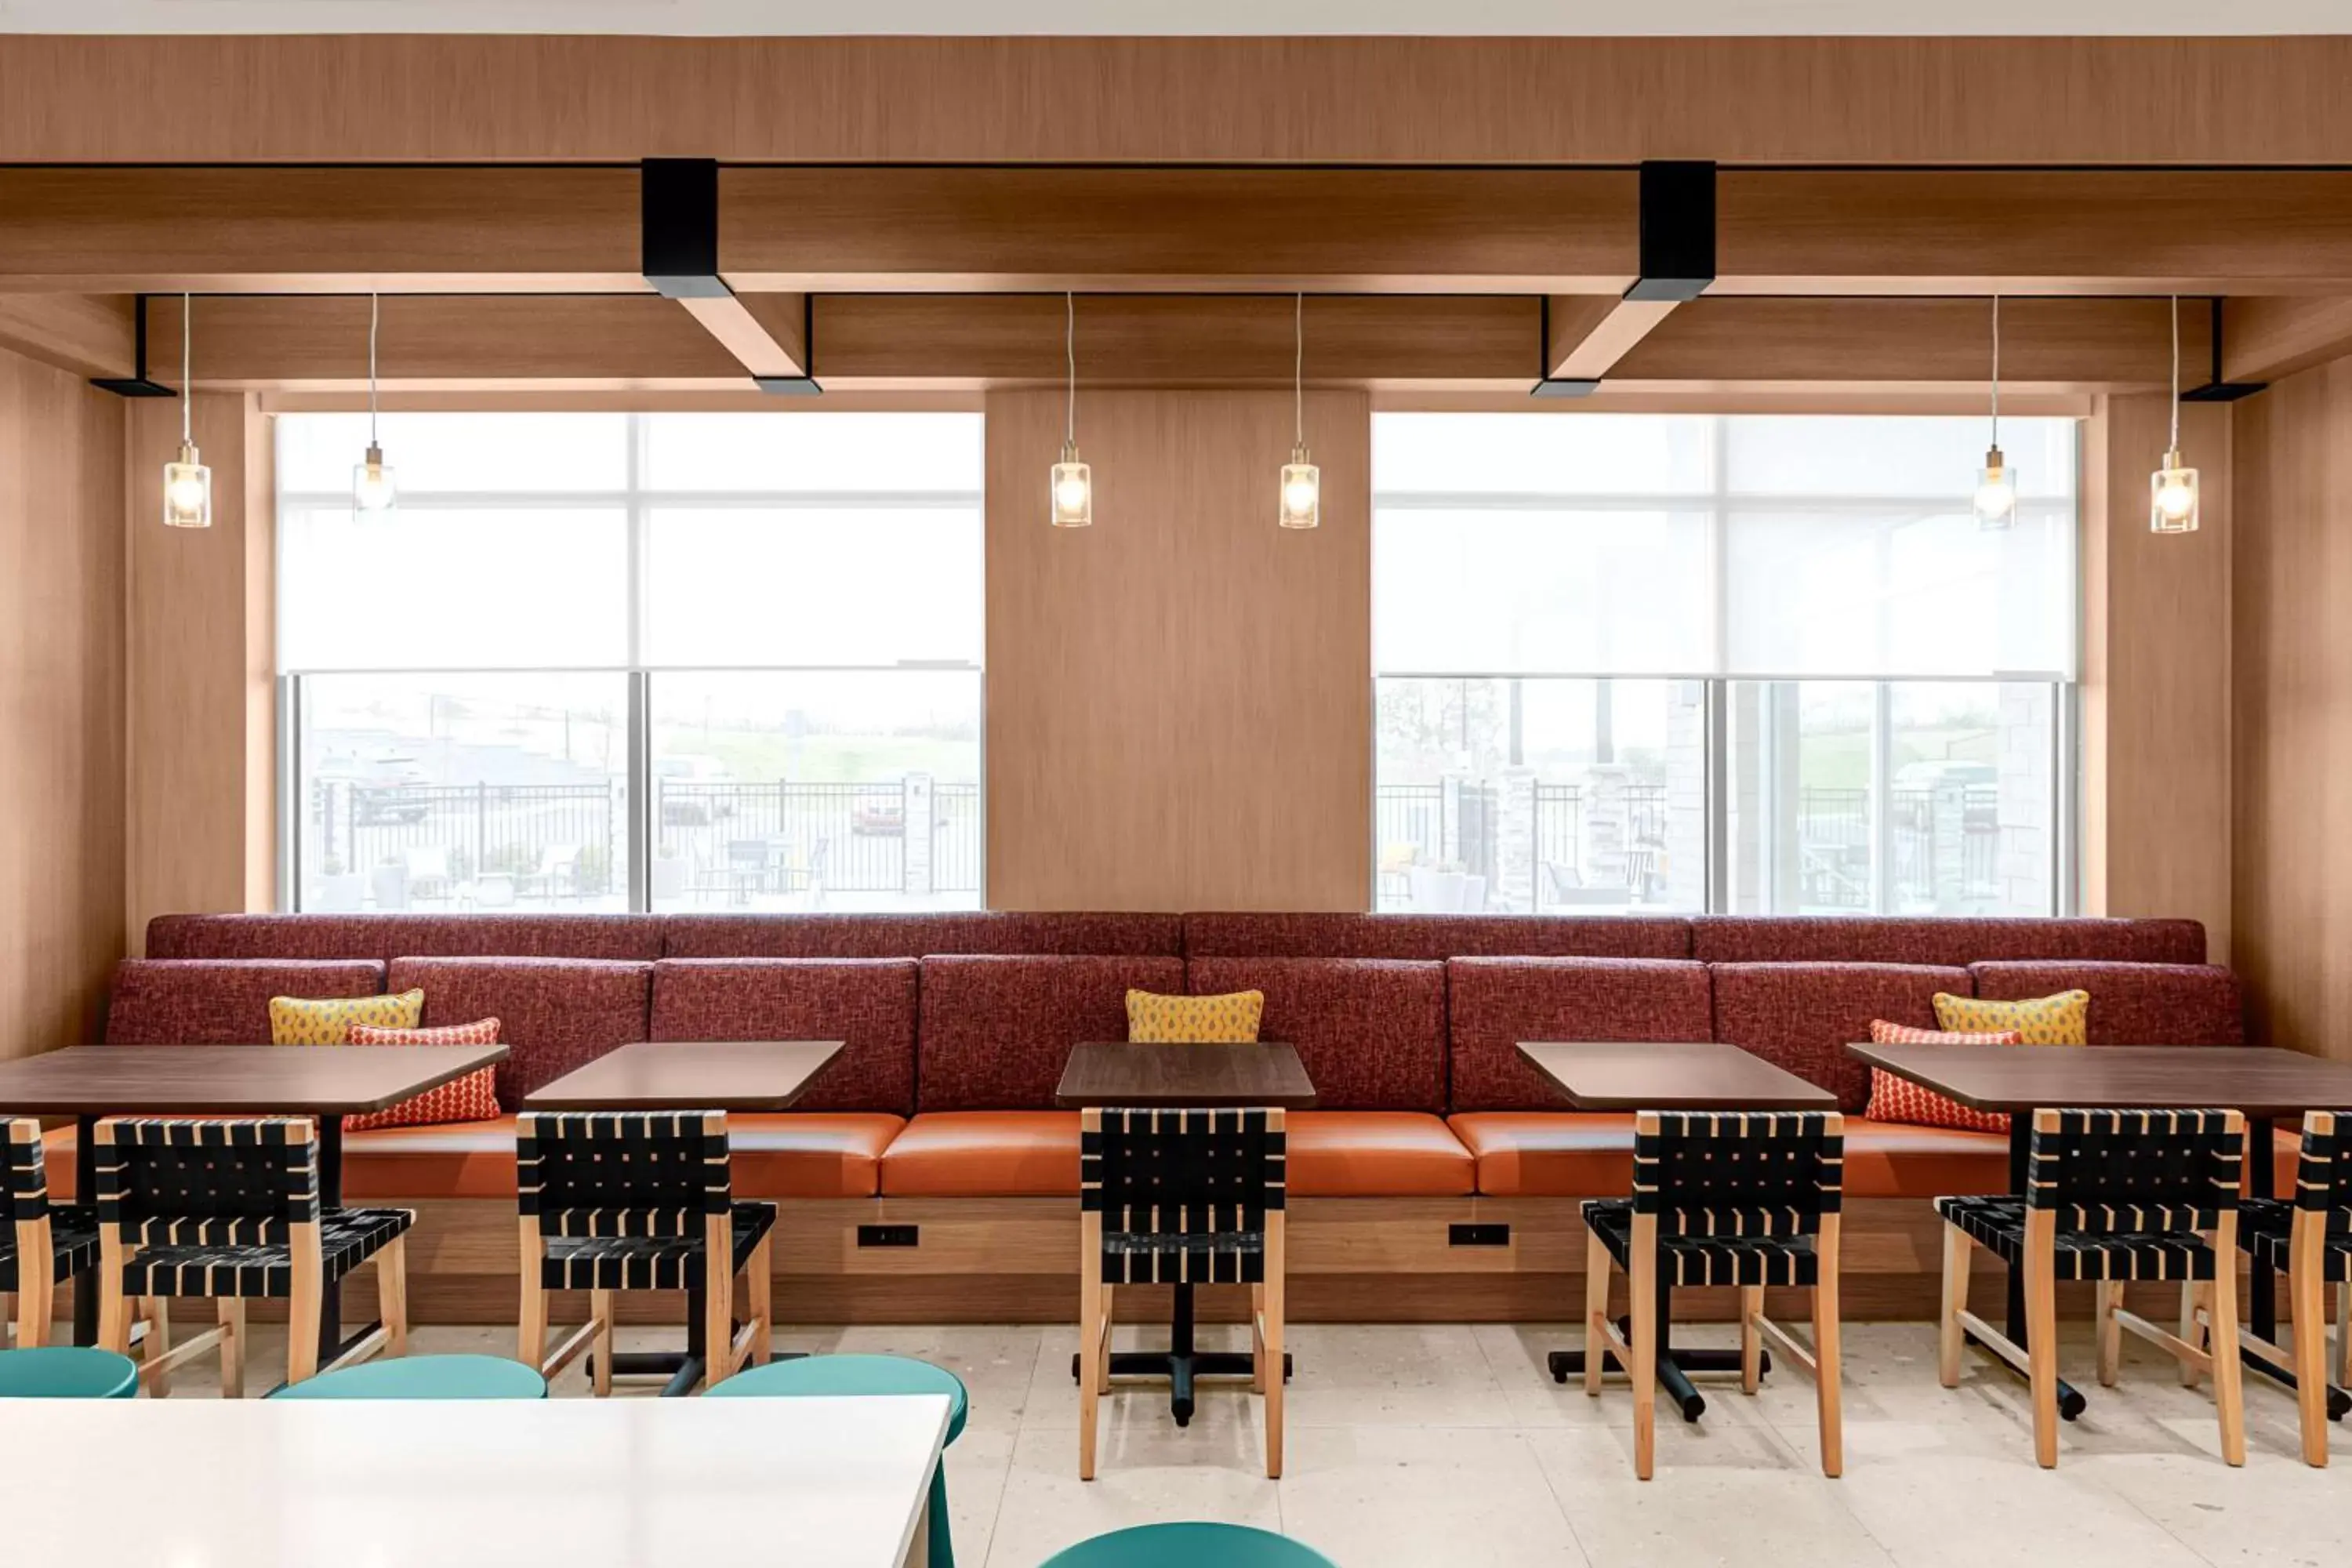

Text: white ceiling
xmin=1 ymin=2 xmax=2346 ymax=35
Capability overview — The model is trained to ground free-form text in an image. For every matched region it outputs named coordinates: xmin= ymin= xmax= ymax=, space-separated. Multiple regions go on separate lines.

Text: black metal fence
xmin=654 ymin=779 xmax=982 ymax=897
xmin=315 ymin=780 xmax=619 ymax=896
xmin=1798 ymin=785 xmax=2001 ymax=910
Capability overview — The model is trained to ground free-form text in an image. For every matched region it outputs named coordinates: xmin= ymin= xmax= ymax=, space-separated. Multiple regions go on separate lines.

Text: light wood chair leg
xmin=1815 ymin=1213 xmax=1844 ymax=1479
xmin=1250 ymin=1283 xmax=1266 ymax=1393
xmin=286 ymin=1223 xmax=323 ymax=1388
xmin=746 ymin=1235 xmax=773 ymax=1368
xmin=2096 ymin=1279 xmax=2123 ymax=1388
xmin=2179 ymin=1279 xmax=2208 ymax=1387
xmin=1583 ymin=1223 xmax=1610 ymax=1396
xmin=702 ymin=1261 xmax=734 ymax=1392
xmin=1078 ymin=1212 xmax=1102 ymax=1483
xmin=1739 ymin=1285 xmax=1764 ymax=1395
xmin=2024 ymin=1211 xmax=2060 ymax=1469
xmin=1097 ymin=1285 xmax=1114 ymax=1395
xmin=1630 ymin=1216 xmax=1658 ymax=1482
xmin=217 ymin=1299 xmax=246 ymax=1399
xmin=2289 ymin=1218 xmax=2327 ymax=1467
xmin=1938 ymin=1224 xmax=1970 ymax=1388
xmin=143 ymin=1298 xmax=172 ymax=1396
xmin=517 ymin=1218 xmax=548 ymax=1371
xmin=2209 ymin=1229 xmax=2247 ymax=1468
xmin=376 ymin=1236 xmax=408 ymax=1358
xmin=590 ymin=1290 xmax=615 ymax=1398
xmin=1262 ymin=1214 xmax=1286 ymax=1481
xmin=96 ymin=1270 xmax=132 ymax=1359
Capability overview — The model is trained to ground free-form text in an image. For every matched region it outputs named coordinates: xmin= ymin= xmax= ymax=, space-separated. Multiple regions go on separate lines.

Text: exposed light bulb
xmin=162 ymin=441 xmax=212 ymax=528
xmin=1279 ymin=445 xmax=1321 ymax=530
xmin=1973 ymin=445 xmax=2016 ymax=531
xmin=2151 ymin=448 xmax=2200 ymax=533
xmin=1051 ymin=439 xmax=1093 ymax=528
xmin=353 ymin=440 xmax=398 ymax=517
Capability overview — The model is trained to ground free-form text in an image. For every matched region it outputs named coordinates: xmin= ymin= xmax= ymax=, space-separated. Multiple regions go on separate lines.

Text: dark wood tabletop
xmin=1054 ymin=1042 xmax=1319 ymax=1109
xmin=0 ymin=1043 xmax=511 ymax=1116
xmin=522 ymin=1040 xmax=845 ymax=1112
xmin=1846 ymin=1042 xmax=2352 ymax=1120
xmin=1518 ymin=1040 xmax=1838 ymax=1112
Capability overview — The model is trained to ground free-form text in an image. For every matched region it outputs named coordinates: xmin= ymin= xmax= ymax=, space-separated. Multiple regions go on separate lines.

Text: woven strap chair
xmin=1581 ymin=1110 xmax=1846 ymax=1480
xmin=2230 ymin=1109 xmax=2350 ymax=1465
xmin=2 ymin=1118 xmax=99 ymax=1348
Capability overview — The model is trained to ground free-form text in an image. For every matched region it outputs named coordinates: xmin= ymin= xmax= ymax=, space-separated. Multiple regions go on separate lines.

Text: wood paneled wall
xmin=124 ymin=394 xmax=275 ymax=950
xmin=2081 ymin=393 xmax=2234 ymax=960
xmin=984 ymin=389 xmax=1371 ymax=912
xmin=2232 ymin=361 xmax=2352 ymax=1060
xmin=0 ymin=346 xmax=125 ymax=1057
xmin=3 ymin=36 xmax=2350 ymax=165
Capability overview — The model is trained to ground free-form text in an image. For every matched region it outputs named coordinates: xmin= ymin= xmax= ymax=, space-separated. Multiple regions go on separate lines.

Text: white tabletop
xmin=0 ymin=1392 xmax=952 ymax=1568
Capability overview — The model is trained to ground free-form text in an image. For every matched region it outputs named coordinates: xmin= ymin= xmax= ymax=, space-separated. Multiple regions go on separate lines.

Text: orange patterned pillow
xmin=1864 ymin=1019 xmax=2022 ymax=1134
xmin=343 ymin=1018 xmax=503 ymax=1132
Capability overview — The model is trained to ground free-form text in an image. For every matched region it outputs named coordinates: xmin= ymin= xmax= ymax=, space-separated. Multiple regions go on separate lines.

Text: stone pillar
xmin=1439 ymin=773 xmax=1468 ymax=867
xmin=1496 ymin=768 xmax=1537 ymax=914
xmin=1663 ymin=681 xmax=1708 ymax=909
xmin=1584 ymin=764 xmax=1629 ymax=891
xmin=1931 ymin=779 xmax=1969 ymax=913
xmin=902 ymin=773 xmax=935 ymax=896
xmin=1997 ymin=682 xmax=2053 ymax=914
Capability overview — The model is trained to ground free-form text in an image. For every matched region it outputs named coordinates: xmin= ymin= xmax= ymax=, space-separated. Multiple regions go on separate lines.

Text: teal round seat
xmin=270 ymin=1355 xmax=547 ymax=1400
xmin=709 ymin=1354 xmax=968 ymax=1566
xmin=0 ymin=1347 xmax=140 ymax=1399
xmin=1041 ymin=1523 xmax=1338 ymax=1567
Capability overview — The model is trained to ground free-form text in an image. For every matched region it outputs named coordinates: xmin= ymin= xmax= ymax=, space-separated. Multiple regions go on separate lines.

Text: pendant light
xmin=1049 ymin=291 xmax=1091 ymax=528
xmin=352 ymin=292 xmax=397 ymax=518
xmin=1972 ymin=294 xmax=2016 ymax=530
xmin=1278 ymin=292 xmax=1320 ymax=530
xmin=2150 ymin=294 xmax=2201 ymax=534
xmin=161 ymin=292 xmax=212 ymax=529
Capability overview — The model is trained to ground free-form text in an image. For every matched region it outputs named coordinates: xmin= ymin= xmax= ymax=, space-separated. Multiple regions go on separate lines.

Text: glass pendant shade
xmin=1279 ymin=444 xmax=1321 ymax=530
xmin=2150 ymin=448 xmax=2200 ymax=534
xmin=1972 ymin=445 xmax=2016 ymax=530
xmin=353 ymin=441 xmax=398 ymax=517
xmin=162 ymin=441 xmax=212 ymax=529
xmin=1050 ymin=440 xmax=1092 ymax=528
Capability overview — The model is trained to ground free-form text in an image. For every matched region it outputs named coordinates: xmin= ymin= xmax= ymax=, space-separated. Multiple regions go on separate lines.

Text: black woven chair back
xmin=4 ymin=1118 xmax=47 ymax=1224
xmin=517 ymin=1111 xmax=732 ymax=1240
xmin=2293 ymin=1110 xmax=2349 ymax=1232
xmin=1632 ymin=1111 xmax=1844 ymax=1238
xmin=2025 ymin=1108 xmax=2241 ymax=1234
xmin=94 ymin=1118 xmax=319 ymax=1245
xmin=1082 ymin=1108 xmax=1285 ymax=1238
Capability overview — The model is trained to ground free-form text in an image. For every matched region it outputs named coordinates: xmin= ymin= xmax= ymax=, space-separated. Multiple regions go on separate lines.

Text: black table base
xmin=583 ymin=1276 xmax=789 ymax=1397
xmin=1545 ymin=1282 xmax=1770 ymax=1424
xmin=1068 ymin=1283 xmax=1291 ymax=1427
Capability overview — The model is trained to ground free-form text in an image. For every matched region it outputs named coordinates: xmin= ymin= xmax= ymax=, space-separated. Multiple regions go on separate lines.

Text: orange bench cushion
xmin=45 ymin=1113 xmax=909 ymax=1203
xmin=876 ymin=1110 xmax=1476 ymax=1199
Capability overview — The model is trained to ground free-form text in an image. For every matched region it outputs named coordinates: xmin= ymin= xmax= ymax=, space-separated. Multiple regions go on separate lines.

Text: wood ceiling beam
xmin=154 ymin=292 xmax=2203 ymax=394
xmin=2222 ymin=296 xmax=2352 ymax=384
xmin=0 ymin=293 xmax=134 ymax=379
xmin=1541 ymin=296 xmax=1682 ymax=387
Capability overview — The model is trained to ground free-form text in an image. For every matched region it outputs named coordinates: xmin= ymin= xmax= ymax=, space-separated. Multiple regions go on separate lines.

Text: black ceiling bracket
xmin=1625 ymin=160 xmax=1717 ymax=303
xmin=2180 ymin=296 xmax=2267 ymax=403
xmin=755 ymin=292 xmax=821 ymax=397
xmin=89 ymin=294 xmax=176 ymax=397
xmin=641 ymin=158 xmax=728 ymax=299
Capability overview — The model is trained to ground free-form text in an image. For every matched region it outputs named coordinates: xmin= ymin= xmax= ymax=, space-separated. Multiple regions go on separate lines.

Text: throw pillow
xmin=268 ymin=989 xmax=426 ymax=1045
xmin=1864 ymin=1019 xmax=2024 ymax=1134
xmin=342 ymin=1018 xmax=503 ymax=1132
xmin=1933 ymin=989 xmax=2090 ymax=1046
xmin=1127 ymin=989 xmax=1265 ymax=1044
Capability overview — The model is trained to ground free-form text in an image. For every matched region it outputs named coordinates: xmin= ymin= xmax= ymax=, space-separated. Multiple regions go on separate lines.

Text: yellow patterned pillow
xmin=1127 ymin=989 xmax=1265 ymax=1044
xmin=1932 ymin=989 xmax=2089 ymax=1046
xmin=270 ymin=989 xmax=426 ymax=1045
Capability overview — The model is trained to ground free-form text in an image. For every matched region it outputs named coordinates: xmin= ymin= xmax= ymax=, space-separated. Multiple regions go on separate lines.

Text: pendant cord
xmin=1065 ymin=291 xmax=1076 ymax=445
xmin=180 ymin=292 xmax=192 ymax=445
xmin=368 ymin=292 xmax=381 ymax=443
xmin=1988 ymin=294 xmax=2000 ymax=448
xmin=2169 ymin=294 xmax=2181 ymax=450
xmin=1294 ymin=292 xmax=1305 ymax=446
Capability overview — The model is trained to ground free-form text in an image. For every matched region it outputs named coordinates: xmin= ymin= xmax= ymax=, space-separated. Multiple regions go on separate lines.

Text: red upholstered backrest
xmin=104 ymin=959 xmax=387 ymax=1044
xmin=648 ymin=958 xmax=919 ymax=1115
xmin=1184 ymin=913 xmax=1691 ymax=960
xmin=1970 ymin=961 xmax=2244 ymax=1046
xmin=915 ymin=954 xmax=1185 ymax=1111
xmin=1710 ymin=962 xmax=1972 ymax=1112
xmin=1689 ymin=916 xmax=2205 ymax=967
xmin=662 ymin=912 xmax=1182 ymax=959
xmin=145 ymin=913 xmax=665 ymax=962
xmin=1186 ymin=957 xmax=1446 ymax=1112
xmin=387 ymin=956 xmax=651 ymax=1103
xmin=1446 ymin=958 xmax=1717 ymax=1112
xmin=145 ymin=916 xmax=405 ymax=961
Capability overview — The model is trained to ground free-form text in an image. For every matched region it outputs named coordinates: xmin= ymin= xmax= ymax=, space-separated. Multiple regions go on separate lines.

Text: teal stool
xmin=709 ymin=1354 xmax=968 ymax=1567
xmin=1042 ymin=1523 xmax=1338 ymax=1567
xmin=270 ymin=1355 xmax=548 ymax=1400
xmin=0 ymin=1347 xmax=139 ymax=1399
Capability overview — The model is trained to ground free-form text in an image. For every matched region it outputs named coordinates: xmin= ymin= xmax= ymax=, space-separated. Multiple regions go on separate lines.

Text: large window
xmin=1374 ymin=414 xmax=2076 ymax=916
xmin=279 ymin=412 xmax=984 ymax=913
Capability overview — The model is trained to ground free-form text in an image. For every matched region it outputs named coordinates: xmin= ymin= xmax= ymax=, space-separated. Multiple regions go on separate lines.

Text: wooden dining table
xmin=0 ymin=1041 xmax=509 ymax=1361
xmin=522 ymin=1038 xmax=845 ymax=1396
xmin=1848 ymin=1040 xmax=2352 ymax=1423
xmin=1053 ymin=1040 xmax=1316 ymax=1424
xmin=1518 ymin=1039 xmax=1839 ymax=1423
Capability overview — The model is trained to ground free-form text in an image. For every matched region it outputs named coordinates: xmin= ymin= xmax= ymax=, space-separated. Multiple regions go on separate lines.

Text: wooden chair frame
xmin=5 ymin=1118 xmax=172 ymax=1370
xmin=1077 ymin=1107 xmax=1286 ymax=1482
xmin=517 ymin=1110 xmax=771 ymax=1396
xmin=1584 ymin=1110 xmax=1844 ymax=1481
xmin=1940 ymin=1107 xmax=2245 ymax=1469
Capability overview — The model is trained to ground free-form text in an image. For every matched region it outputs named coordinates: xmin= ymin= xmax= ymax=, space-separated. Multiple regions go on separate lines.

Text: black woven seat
xmin=1936 ymin=1193 xmax=2220 ymax=1281
xmin=0 ymin=1202 xmax=98 ymax=1294
xmin=125 ymin=1207 xmax=416 ymax=1298
xmin=1582 ymin=1200 xmax=1820 ymax=1288
xmin=2240 ymin=1200 xmax=2352 ymax=1283
xmin=543 ymin=1200 xmax=775 ymax=1291
xmin=1083 ymin=1108 xmax=1283 ymax=1287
